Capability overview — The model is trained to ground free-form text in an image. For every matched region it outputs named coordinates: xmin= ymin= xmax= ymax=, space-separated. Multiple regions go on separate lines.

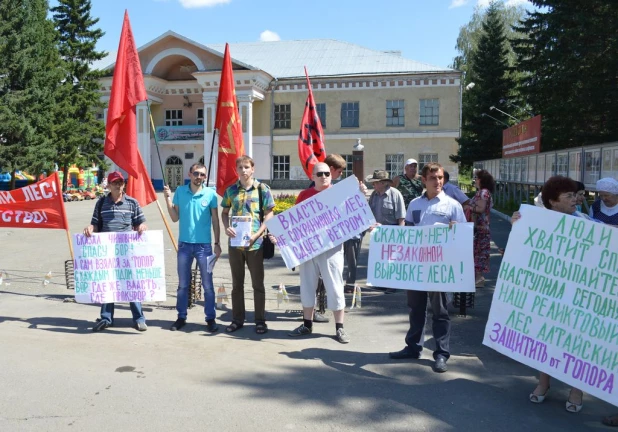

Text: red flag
xmin=298 ymin=67 xmax=326 ymax=179
xmin=0 ymin=173 xmax=68 ymax=230
xmin=215 ymin=43 xmax=245 ymax=197
xmin=126 ymin=152 xmax=157 ymax=207
xmin=104 ymin=10 xmax=147 ymax=179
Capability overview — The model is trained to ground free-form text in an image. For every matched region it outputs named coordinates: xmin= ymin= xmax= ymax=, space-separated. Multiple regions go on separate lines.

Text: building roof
xmin=206 ymin=39 xmax=454 ymax=79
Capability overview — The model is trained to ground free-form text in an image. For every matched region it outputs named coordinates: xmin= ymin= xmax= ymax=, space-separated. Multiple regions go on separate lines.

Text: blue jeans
xmin=100 ymin=302 xmax=145 ymax=325
xmin=177 ymin=241 xmax=216 ymax=321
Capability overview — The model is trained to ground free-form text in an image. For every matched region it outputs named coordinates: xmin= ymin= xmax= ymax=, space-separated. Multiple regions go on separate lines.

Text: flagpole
xmin=65 ymin=229 xmax=74 ymax=260
xmin=206 ymin=129 xmax=217 ymax=187
xmin=147 ymin=101 xmax=178 ymax=252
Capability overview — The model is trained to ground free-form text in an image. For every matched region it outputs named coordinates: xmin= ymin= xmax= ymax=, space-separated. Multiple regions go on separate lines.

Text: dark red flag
xmin=215 ymin=43 xmax=245 ymax=196
xmin=126 ymin=152 xmax=157 ymax=207
xmin=298 ymin=67 xmax=326 ymax=179
xmin=104 ymin=10 xmax=148 ymax=179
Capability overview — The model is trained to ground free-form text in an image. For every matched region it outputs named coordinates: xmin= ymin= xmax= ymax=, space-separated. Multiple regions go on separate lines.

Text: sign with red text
xmin=483 ymin=205 xmax=618 ymax=406
xmin=502 ymin=115 xmax=541 ymax=158
xmin=72 ymin=231 xmax=166 ymax=303
xmin=0 ymin=173 xmax=68 ymax=229
xmin=265 ymin=175 xmax=375 ymax=269
xmin=367 ymin=224 xmax=475 ymax=292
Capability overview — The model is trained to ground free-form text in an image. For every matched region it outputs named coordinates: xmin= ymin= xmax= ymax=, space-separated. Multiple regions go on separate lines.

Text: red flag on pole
xmin=126 ymin=152 xmax=157 ymax=207
xmin=298 ymin=67 xmax=326 ymax=179
xmin=104 ymin=10 xmax=148 ymax=179
xmin=215 ymin=43 xmax=245 ymax=197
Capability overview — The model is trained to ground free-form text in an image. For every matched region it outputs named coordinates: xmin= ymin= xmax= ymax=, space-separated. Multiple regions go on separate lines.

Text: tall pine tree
xmin=454 ymin=2 xmax=518 ymax=167
xmin=514 ymin=1 xmax=618 ymax=150
xmin=0 ymin=0 xmax=62 ymax=188
xmin=51 ymin=0 xmax=106 ymax=190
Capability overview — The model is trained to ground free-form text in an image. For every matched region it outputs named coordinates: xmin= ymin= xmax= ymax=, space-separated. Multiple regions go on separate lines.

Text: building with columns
xmin=99 ymin=31 xmax=462 ymax=189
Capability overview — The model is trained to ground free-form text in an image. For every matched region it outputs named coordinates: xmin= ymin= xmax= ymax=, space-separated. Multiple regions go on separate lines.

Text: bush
xmin=273 ymin=193 xmax=297 ymax=214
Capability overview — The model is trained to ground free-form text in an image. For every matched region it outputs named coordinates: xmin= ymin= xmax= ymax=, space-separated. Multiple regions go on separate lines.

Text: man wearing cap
xmin=367 ymin=170 xmax=406 ymax=227
xmin=389 ymin=162 xmax=466 ymax=373
xmin=163 ymin=163 xmax=221 ymax=333
xmin=83 ymin=171 xmax=148 ymax=332
xmin=393 ymin=158 xmax=424 ymax=209
xmin=590 ymin=177 xmax=618 ymax=226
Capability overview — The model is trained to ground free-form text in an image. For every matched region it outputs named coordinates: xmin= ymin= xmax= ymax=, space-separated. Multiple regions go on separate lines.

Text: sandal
xmin=529 ymin=385 xmax=550 ymax=404
xmin=565 ymin=389 xmax=583 ymax=413
xmin=602 ymin=415 xmax=618 ymax=427
xmin=226 ymin=321 xmax=243 ymax=333
xmin=255 ymin=323 xmax=268 ymax=334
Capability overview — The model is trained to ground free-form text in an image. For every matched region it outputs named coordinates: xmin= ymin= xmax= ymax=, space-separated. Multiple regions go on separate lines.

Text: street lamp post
xmin=481 ymin=113 xmax=509 ymax=127
xmin=352 ymin=138 xmax=364 ymax=181
xmin=489 ymin=106 xmax=521 ymax=123
xmin=499 ymin=99 xmax=535 ymax=118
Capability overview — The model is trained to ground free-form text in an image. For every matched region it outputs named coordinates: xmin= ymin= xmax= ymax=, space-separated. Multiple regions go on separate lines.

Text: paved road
xmin=0 ymin=194 xmax=613 ymax=431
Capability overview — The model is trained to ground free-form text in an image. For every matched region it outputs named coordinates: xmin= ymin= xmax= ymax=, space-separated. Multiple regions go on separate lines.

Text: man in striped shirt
xmin=83 ymin=171 xmax=148 ymax=332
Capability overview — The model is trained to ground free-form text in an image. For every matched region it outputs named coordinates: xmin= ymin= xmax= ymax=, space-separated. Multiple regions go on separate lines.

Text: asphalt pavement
xmin=0 ymin=193 xmax=613 ymax=431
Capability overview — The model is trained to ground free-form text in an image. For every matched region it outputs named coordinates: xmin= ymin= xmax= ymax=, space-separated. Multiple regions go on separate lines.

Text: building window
xmin=420 ymin=99 xmax=439 ymax=126
xmin=273 ymin=155 xmax=290 ymax=179
xmin=386 ymin=100 xmax=405 ymax=126
xmin=341 ymin=154 xmax=354 ymax=178
xmin=165 ymin=109 xmax=183 ymax=126
xmin=341 ymin=102 xmax=359 ymax=128
xmin=197 ymin=108 xmax=204 ymax=126
xmin=418 ymin=153 xmax=438 ymax=170
xmin=274 ymin=104 xmax=291 ymax=129
xmin=385 ymin=154 xmax=404 ymax=179
xmin=316 ymin=103 xmax=326 ymax=128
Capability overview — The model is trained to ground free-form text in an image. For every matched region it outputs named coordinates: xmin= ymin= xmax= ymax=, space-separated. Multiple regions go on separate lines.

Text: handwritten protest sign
xmin=72 ymin=230 xmax=166 ymax=303
xmin=483 ymin=205 xmax=618 ymax=406
xmin=0 ymin=172 xmax=68 ymax=229
xmin=265 ymin=175 xmax=375 ymax=269
xmin=367 ymin=224 xmax=475 ymax=292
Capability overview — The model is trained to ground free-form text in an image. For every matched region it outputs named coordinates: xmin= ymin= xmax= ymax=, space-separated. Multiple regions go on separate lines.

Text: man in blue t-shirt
xmin=164 ymin=163 xmax=221 ymax=332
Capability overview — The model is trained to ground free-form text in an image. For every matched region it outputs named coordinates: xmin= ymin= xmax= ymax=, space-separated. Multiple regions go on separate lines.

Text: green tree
xmin=454 ymin=1 xmax=519 ymax=167
xmin=514 ymin=1 xmax=618 ymax=151
xmin=51 ymin=0 xmax=106 ymax=190
xmin=0 ymin=0 xmax=63 ymax=189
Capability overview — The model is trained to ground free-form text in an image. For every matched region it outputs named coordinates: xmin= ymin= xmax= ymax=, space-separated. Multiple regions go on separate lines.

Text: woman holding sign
xmin=512 ymin=176 xmax=584 ymax=413
xmin=464 ymin=169 xmax=494 ymax=288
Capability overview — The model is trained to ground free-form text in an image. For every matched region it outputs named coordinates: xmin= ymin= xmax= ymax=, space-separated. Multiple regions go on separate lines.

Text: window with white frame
xmin=274 ymin=104 xmax=291 ymax=129
xmin=197 ymin=108 xmax=204 ymax=126
xmin=165 ymin=109 xmax=183 ymax=126
xmin=385 ymin=154 xmax=404 ymax=179
xmin=418 ymin=153 xmax=438 ymax=170
xmin=386 ymin=100 xmax=405 ymax=126
xmin=316 ymin=103 xmax=326 ymax=128
xmin=419 ymin=99 xmax=439 ymax=126
xmin=341 ymin=102 xmax=359 ymax=128
xmin=341 ymin=154 xmax=353 ymax=178
xmin=273 ymin=155 xmax=290 ymax=179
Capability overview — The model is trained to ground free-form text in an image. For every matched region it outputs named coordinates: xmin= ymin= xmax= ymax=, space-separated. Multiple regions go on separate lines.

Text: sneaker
xmin=205 ymin=319 xmax=219 ymax=333
xmin=170 ymin=318 xmax=186 ymax=331
xmin=288 ymin=324 xmax=312 ymax=337
xmin=389 ymin=348 xmax=421 ymax=360
xmin=92 ymin=319 xmax=110 ymax=332
xmin=336 ymin=328 xmax=350 ymax=344
xmin=136 ymin=321 xmax=148 ymax=332
xmin=313 ymin=312 xmax=330 ymax=323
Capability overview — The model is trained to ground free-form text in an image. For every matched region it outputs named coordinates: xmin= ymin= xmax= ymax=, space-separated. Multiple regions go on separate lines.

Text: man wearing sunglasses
xmin=84 ymin=171 xmax=148 ymax=332
xmin=288 ymin=162 xmax=350 ymax=343
xmin=163 ymin=163 xmax=221 ymax=333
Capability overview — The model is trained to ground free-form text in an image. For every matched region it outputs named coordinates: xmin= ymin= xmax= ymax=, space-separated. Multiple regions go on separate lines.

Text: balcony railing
xmin=156 ymin=125 xmax=204 ymax=141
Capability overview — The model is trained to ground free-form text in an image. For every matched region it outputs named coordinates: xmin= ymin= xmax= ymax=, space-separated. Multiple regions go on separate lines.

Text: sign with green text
xmin=483 ymin=205 xmax=618 ymax=406
xmin=72 ymin=231 xmax=166 ymax=303
xmin=367 ymin=223 xmax=475 ymax=292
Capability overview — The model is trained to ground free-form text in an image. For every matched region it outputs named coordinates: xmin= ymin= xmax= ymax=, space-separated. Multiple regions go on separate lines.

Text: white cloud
xmin=504 ymin=0 xmax=531 ymax=6
xmin=91 ymin=50 xmax=117 ymax=71
xmin=477 ymin=0 xmax=493 ymax=7
xmin=178 ymin=0 xmax=231 ymax=8
xmin=449 ymin=0 xmax=468 ymax=8
xmin=259 ymin=30 xmax=281 ymax=42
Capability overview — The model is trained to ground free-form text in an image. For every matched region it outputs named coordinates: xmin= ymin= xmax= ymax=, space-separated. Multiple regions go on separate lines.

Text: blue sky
xmin=56 ymin=0 xmax=532 ymax=70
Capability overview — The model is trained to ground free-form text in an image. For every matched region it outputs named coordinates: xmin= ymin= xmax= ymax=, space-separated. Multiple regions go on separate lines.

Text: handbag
xmin=257 ymin=183 xmax=275 ymax=259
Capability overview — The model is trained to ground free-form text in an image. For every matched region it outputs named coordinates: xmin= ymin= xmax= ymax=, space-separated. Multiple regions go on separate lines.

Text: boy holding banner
xmin=389 ymin=163 xmax=466 ymax=373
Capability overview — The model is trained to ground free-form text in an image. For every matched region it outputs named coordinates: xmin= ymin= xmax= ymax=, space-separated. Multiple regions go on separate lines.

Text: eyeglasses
xmin=191 ymin=171 xmax=207 ymax=178
xmin=110 ymin=180 xmax=124 ymax=186
xmin=559 ymin=193 xmax=576 ymax=200
xmin=316 ymin=172 xmax=331 ymax=178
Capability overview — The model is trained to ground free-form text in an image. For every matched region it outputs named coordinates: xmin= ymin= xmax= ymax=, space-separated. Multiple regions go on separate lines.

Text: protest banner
xmin=265 ymin=175 xmax=375 ymax=269
xmin=483 ymin=205 xmax=618 ymax=406
xmin=367 ymin=224 xmax=475 ymax=292
xmin=0 ymin=172 xmax=68 ymax=230
xmin=72 ymin=230 xmax=166 ymax=303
